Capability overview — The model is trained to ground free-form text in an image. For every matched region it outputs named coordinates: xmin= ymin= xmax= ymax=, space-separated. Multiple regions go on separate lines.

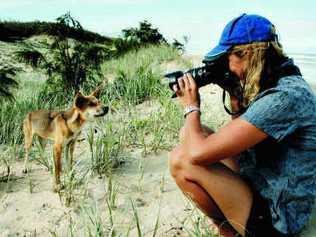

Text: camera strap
xmin=222 ymin=90 xmax=246 ymax=116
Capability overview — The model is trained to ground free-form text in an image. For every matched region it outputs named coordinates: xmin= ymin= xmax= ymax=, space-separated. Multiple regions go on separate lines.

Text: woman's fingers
xmin=182 ymin=73 xmax=190 ymax=88
xmin=174 ymin=73 xmax=197 ymax=97
xmin=173 ymin=84 xmax=182 ymax=96
xmin=172 ymin=84 xmax=178 ymax=92
xmin=186 ymin=73 xmax=197 ymax=89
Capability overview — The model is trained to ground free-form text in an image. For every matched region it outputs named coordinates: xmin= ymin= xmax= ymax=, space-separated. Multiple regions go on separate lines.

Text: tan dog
xmin=23 ymin=88 xmax=108 ymax=192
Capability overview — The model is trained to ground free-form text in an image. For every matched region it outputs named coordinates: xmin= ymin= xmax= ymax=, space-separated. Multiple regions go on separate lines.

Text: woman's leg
xmin=169 ymin=153 xmax=253 ymax=236
xmin=168 ymin=161 xmax=237 ymax=237
xmin=171 ymin=126 xmax=253 ymax=236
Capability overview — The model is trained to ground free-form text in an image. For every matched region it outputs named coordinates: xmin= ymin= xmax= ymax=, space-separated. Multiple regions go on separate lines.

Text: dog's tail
xmin=23 ymin=113 xmax=32 ymax=142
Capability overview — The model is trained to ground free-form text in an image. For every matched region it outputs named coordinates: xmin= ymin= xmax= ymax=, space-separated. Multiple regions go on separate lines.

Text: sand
xmin=1 ymin=55 xmax=316 ymax=236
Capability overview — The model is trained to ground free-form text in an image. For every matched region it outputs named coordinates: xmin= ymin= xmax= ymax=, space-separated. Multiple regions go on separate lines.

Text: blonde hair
xmin=231 ymin=40 xmax=286 ymax=107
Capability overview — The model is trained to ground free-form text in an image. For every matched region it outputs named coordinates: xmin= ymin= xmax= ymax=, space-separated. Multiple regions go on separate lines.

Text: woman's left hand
xmin=173 ymin=73 xmax=200 ymax=108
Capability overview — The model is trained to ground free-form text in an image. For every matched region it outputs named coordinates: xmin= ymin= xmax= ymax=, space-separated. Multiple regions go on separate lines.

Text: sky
xmin=1 ymin=0 xmax=316 ymax=55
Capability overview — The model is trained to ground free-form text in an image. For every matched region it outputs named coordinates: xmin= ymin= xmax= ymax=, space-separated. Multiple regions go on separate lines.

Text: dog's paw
xmin=53 ymin=183 xmax=65 ymax=193
xmin=53 ymin=183 xmax=61 ymax=193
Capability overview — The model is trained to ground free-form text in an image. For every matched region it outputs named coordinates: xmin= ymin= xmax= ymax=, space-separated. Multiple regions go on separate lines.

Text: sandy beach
xmin=1 ymin=54 xmax=316 ymax=236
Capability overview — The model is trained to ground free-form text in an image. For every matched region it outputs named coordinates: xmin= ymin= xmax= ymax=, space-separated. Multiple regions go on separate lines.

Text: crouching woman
xmin=169 ymin=14 xmax=316 ymax=237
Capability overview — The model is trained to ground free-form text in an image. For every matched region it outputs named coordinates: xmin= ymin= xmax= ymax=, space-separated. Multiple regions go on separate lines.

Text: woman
xmin=169 ymin=14 xmax=316 ymax=237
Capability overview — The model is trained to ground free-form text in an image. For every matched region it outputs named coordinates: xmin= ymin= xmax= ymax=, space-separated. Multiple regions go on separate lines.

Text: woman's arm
xmin=179 ymin=113 xmax=268 ymax=166
xmin=172 ymin=73 xmax=268 ymax=166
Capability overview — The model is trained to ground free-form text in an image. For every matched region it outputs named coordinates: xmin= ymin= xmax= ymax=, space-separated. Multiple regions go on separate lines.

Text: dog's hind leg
xmin=23 ymin=113 xmax=33 ymax=173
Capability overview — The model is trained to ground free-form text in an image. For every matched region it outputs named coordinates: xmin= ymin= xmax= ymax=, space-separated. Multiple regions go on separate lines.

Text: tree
xmin=122 ymin=20 xmax=167 ymax=46
xmin=16 ymin=13 xmax=111 ymax=95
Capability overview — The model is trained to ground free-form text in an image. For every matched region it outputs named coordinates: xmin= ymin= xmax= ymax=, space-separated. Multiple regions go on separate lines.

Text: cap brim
xmin=204 ymin=44 xmax=231 ymax=62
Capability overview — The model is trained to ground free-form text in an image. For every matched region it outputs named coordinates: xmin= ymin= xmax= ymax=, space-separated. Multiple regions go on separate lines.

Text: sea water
xmin=289 ymin=53 xmax=316 ymax=87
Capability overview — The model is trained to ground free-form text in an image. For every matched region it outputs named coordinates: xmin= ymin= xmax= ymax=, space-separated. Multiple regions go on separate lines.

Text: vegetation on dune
xmin=12 ymin=13 xmax=185 ymax=103
xmin=0 ymin=13 xmax=217 ymax=236
xmin=0 ymin=12 xmax=111 ymax=43
xmin=15 ymin=13 xmax=113 ymax=102
xmin=0 ymin=12 xmax=188 ymax=145
xmin=0 ymin=67 xmax=18 ymax=101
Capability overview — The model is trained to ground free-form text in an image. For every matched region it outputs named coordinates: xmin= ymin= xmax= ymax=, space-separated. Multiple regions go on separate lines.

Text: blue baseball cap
xmin=204 ymin=14 xmax=277 ymax=61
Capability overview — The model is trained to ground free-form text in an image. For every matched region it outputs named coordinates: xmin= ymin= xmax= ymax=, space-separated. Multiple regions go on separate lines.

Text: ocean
xmin=289 ymin=53 xmax=316 ymax=86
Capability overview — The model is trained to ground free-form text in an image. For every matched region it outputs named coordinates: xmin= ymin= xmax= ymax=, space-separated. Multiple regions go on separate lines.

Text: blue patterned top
xmin=239 ymin=73 xmax=316 ymax=234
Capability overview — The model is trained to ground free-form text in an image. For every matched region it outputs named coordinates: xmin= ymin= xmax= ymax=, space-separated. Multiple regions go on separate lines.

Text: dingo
xmin=23 ymin=88 xmax=108 ymax=192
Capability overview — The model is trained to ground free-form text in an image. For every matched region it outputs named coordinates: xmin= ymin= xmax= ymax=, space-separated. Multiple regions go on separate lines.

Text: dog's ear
xmin=74 ymin=91 xmax=86 ymax=109
xmin=74 ymin=90 xmax=82 ymax=97
xmin=90 ymin=80 xmax=107 ymax=98
xmin=90 ymin=87 xmax=101 ymax=99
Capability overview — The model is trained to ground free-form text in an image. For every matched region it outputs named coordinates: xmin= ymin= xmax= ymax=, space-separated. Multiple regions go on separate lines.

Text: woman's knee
xmin=169 ymin=151 xmax=182 ymax=178
xmin=169 ymin=147 xmax=190 ymax=179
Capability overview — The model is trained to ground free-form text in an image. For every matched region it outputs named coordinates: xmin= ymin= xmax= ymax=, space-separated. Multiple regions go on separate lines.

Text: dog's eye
xmin=88 ymin=102 xmax=97 ymax=106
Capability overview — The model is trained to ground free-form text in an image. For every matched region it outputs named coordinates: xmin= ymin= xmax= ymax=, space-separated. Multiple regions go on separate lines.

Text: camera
xmin=164 ymin=56 xmax=243 ymax=102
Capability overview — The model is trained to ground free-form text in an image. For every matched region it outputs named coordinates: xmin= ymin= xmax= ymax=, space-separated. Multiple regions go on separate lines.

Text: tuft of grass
xmin=61 ymin=160 xmax=90 ymax=207
xmin=32 ymin=137 xmax=53 ymax=172
xmin=81 ymin=201 xmax=105 ymax=237
xmin=182 ymin=205 xmax=221 ymax=237
xmin=122 ymin=97 xmax=183 ymax=155
xmin=99 ymin=44 xmax=188 ymax=107
xmin=106 ymin=174 xmax=119 ymax=209
xmin=105 ymin=65 xmax=161 ymax=105
xmin=87 ymin=122 xmax=126 ymax=176
xmin=130 ymin=198 xmax=143 ymax=237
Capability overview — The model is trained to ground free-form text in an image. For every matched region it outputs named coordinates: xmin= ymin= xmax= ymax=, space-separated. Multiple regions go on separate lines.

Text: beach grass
xmin=0 ymin=40 xmax=218 ymax=236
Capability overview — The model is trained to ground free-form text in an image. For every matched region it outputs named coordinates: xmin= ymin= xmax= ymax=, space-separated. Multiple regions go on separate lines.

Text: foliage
xmin=0 ymin=67 xmax=18 ymax=101
xmin=0 ymin=74 xmax=59 ymax=144
xmin=87 ymin=123 xmax=126 ymax=176
xmin=122 ymin=20 xmax=167 ymax=45
xmin=105 ymin=65 xmax=160 ymax=105
xmin=111 ymin=20 xmax=169 ymax=58
xmin=15 ymin=13 xmax=112 ymax=97
xmin=100 ymin=44 xmax=189 ymax=106
xmin=0 ymin=17 xmax=111 ymax=43
xmin=171 ymin=39 xmax=185 ymax=51
xmin=15 ymin=47 xmax=46 ymax=68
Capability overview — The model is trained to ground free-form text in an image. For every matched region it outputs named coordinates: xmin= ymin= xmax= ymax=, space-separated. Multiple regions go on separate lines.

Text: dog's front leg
xmin=53 ymin=143 xmax=63 ymax=192
xmin=68 ymin=140 xmax=76 ymax=169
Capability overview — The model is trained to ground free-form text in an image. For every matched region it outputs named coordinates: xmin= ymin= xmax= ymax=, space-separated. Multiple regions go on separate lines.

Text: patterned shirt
xmin=239 ymin=74 xmax=316 ymax=234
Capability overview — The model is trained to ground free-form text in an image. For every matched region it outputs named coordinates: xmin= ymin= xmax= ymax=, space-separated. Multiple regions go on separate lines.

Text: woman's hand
xmin=173 ymin=73 xmax=200 ymax=108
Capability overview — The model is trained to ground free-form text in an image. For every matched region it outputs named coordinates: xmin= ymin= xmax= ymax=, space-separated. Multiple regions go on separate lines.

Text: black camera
xmin=164 ymin=56 xmax=243 ymax=102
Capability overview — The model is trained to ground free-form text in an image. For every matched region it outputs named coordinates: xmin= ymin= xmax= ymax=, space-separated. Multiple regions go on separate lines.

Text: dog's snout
xmin=103 ymin=106 xmax=109 ymax=114
xmin=94 ymin=105 xmax=109 ymax=117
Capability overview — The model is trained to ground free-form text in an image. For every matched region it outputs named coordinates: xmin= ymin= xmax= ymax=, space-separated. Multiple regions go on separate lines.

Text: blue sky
xmin=1 ymin=0 xmax=316 ymax=55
